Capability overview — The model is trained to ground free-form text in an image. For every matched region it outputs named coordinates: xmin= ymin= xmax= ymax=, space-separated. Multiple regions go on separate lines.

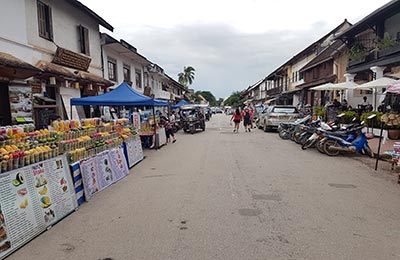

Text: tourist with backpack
xmin=230 ymin=108 xmax=242 ymax=133
xmin=242 ymin=107 xmax=252 ymax=132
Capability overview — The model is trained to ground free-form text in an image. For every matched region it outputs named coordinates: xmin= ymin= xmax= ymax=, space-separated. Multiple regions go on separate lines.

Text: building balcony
xmin=153 ymin=89 xmax=171 ymax=100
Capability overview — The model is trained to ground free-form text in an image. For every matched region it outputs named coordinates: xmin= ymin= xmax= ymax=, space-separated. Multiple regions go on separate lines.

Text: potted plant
xmin=381 ymin=112 xmax=400 ymax=139
xmin=348 ymin=41 xmax=367 ymax=66
xmin=313 ymin=106 xmax=326 ymax=121
xmin=376 ymin=33 xmax=400 ymax=58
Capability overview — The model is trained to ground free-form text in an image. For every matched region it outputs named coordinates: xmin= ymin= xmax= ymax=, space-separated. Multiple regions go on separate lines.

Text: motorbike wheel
xmin=362 ymin=144 xmax=374 ymax=158
xmin=293 ymin=132 xmax=302 ymax=144
xmin=316 ymin=140 xmax=325 ymax=154
xmin=301 ymin=137 xmax=316 ymax=150
xmin=190 ymin=127 xmax=195 ymax=134
xmin=323 ymin=139 xmax=340 ymax=156
xmin=278 ymin=130 xmax=291 ymax=140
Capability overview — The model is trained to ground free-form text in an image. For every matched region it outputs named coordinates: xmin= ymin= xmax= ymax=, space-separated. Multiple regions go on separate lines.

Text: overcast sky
xmin=81 ymin=0 xmax=391 ymax=98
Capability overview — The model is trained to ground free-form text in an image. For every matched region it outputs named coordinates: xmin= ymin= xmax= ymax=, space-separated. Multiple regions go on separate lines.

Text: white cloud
xmin=80 ymin=0 xmax=392 ymax=97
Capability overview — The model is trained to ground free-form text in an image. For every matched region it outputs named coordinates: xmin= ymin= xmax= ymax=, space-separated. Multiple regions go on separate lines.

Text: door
xmin=0 ymin=82 xmax=11 ymax=125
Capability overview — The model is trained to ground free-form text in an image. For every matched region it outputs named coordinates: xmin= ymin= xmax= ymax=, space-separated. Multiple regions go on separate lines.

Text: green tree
xmin=195 ymin=91 xmax=217 ymax=106
xmin=216 ymin=98 xmax=224 ymax=106
xmin=178 ymin=66 xmax=195 ymax=88
xmin=224 ymin=91 xmax=243 ymax=108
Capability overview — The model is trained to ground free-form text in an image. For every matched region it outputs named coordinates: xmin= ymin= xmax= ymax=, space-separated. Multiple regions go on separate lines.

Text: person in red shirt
xmin=230 ymin=108 xmax=242 ymax=133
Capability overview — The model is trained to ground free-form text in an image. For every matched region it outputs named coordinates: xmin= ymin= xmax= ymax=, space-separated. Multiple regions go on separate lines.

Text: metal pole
xmin=70 ymin=105 xmax=73 ymax=120
xmin=375 ymin=121 xmax=384 ymax=171
xmin=152 ymin=106 xmax=157 ymax=150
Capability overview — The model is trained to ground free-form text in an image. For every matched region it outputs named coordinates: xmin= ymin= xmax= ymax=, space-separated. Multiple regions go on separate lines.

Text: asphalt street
xmin=7 ymin=114 xmax=400 ymax=260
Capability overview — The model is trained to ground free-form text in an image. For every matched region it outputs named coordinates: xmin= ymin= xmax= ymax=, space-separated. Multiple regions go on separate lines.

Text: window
xmin=107 ymin=58 xmax=117 ymax=81
xmin=123 ymin=65 xmax=131 ymax=82
xmin=135 ymin=69 xmax=142 ymax=88
xmin=78 ymin=25 xmax=90 ymax=55
xmin=299 ymin=72 xmax=304 ymax=80
xmin=37 ymin=0 xmax=53 ymax=40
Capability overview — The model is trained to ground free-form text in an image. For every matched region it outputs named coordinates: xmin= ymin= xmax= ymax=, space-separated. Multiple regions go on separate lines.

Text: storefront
xmin=0 ymin=52 xmax=42 ymax=126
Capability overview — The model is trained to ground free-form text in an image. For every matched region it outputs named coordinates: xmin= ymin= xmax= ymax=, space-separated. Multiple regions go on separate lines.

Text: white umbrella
xmin=310 ymin=81 xmax=358 ymax=91
xmin=354 ymin=77 xmax=398 ymax=90
xmin=310 ymin=83 xmax=334 ymax=90
xmin=354 ymin=77 xmax=400 ymax=110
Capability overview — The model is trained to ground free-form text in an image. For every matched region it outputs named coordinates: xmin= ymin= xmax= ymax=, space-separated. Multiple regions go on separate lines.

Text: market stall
xmin=70 ymin=82 xmax=168 ymax=150
xmin=172 ymin=99 xmax=190 ymax=109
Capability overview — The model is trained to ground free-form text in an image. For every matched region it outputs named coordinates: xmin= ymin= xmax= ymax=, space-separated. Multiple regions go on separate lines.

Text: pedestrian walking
xmin=160 ymin=114 xmax=176 ymax=144
xmin=230 ymin=108 xmax=242 ymax=133
xmin=242 ymin=107 xmax=252 ymax=132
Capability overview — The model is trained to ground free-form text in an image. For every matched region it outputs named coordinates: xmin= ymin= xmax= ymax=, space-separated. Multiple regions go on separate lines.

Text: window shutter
xmin=48 ymin=5 xmax=53 ymax=40
xmin=37 ymin=2 xmax=45 ymax=37
xmin=83 ymin=27 xmax=90 ymax=55
xmin=78 ymin=25 xmax=84 ymax=53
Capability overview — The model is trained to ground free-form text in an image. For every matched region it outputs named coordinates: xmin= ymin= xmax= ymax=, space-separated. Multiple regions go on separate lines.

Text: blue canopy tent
xmin=70 ymin=82 xmax=168 ymax=149
xmin=70 ymin=82 xmax=168 ymax=106
xmin=171 ymin=99 xmax=190 ymax=109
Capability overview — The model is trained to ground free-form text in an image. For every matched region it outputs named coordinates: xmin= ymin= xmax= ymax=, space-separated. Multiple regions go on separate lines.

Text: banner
xmin=0 ymin=156 xmax=77 ymax=260
xmin=125 ymin=137 xmax=144 ymax=168
xmin=80 ymin=146 xmax=129 ymax=201
xmin=79 ymin=157 xmax=99 ymax=200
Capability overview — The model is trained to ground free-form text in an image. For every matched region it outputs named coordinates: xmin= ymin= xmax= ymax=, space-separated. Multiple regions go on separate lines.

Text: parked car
xmin=259 ymin=105 xmax=302 ymax=132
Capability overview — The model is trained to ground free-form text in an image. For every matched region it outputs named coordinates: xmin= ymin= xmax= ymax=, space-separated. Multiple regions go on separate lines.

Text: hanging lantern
xmin=74 ymin=82 xmax=80 ymax=89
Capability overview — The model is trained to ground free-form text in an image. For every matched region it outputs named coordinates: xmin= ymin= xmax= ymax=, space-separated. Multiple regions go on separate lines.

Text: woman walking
xmin=230 ymin=108 xmax=242 ymax=133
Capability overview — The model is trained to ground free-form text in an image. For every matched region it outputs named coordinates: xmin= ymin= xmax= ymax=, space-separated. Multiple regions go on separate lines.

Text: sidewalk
xmin=368 ymin=136 xmax=399 ymax=155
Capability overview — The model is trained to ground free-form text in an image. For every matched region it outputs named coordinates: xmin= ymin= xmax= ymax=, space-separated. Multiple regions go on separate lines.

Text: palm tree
xmin=178 ymin=66 xmax=195 ymax=87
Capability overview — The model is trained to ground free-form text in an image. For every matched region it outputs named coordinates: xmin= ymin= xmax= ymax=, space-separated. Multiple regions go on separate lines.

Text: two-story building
xmin=337 ymin=0 xmax=400 ymax=109
xmin=101 ymin=33 xmax=151 ymax=94
xmin=0 ymin=0 xmax=114 ymax=127
xmin=263 ymin=20 xmax=351 ymax=107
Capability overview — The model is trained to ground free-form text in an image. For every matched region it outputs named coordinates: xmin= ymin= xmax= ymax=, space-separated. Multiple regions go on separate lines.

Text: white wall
xmin=102 ymin=47 xmax=145 ymax=93
xmin=291 ymin=54 xmax=316 ymax=88
xmin=24 ymin=0 xmax=103 ymax=75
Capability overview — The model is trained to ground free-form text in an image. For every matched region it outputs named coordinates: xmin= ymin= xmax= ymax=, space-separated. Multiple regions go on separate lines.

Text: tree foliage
xmin=224 ymin=91 xmax=243 ymax=108
xmin=178 ymin=66 xmax=195 ymax=88
xmin=195 ymin=91 xmax=217 ymax=106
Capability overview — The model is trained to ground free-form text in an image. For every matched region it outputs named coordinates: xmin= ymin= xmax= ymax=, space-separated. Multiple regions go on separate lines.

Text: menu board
xmin=0 ymin=156 xmax=77 ymax=260
xmin=109 ymin=147 xmax=129 ymax=178
xmin=125 ymin=137 xmax=144 ymax=168
xmin=80 ymin=146 xmax=129 ymax=201
xmin=79 ymin=157 xmax=100 ymax=200
xmin=95 ymin=151 xmax=115 ymax=189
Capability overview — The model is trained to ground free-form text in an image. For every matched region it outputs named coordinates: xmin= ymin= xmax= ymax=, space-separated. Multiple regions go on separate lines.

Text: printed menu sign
xmin=79 ymin=157 xmax=99 ymax=200
xmin=80 ymin=146 xmax=129 ymax=201
xmin=95 ymin=151 xmax=115 ymax=189
xmin=0 ymin=156 xmax=77 ymax=260
xmin=109 ymin=147 xmax=129 ymax=178
xmin=125 ymin=137 xmax=144 ymax=168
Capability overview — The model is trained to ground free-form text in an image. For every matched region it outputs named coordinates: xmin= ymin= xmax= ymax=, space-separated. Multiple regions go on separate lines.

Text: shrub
xmin=313 ymin=106 xmax=326 ymax=121
xmin=340 ymin=111 xmax=359 ymax=123
xmin=360 ymin=111 xmax=382 ymax=127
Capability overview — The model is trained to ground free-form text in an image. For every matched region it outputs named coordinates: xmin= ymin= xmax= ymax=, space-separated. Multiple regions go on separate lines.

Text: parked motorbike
xmin=278 ymin=115 xmax=312 ymax=140
xmin=322 ymin=124 xmax=374 ymax=157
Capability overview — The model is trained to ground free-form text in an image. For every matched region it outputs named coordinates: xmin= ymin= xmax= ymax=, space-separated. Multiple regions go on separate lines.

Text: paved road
xmin=8 ymin=114 xmax=400 ymax=260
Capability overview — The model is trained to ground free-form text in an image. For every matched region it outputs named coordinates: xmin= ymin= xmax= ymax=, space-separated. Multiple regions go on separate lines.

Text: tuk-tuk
xmin=180 ymin=105 xmax=206 ymax=134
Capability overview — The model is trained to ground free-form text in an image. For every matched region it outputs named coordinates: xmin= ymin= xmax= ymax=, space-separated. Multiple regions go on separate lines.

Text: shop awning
xmin=70 ymin=82 xmax=168 ymax=106
xmin=78 ymin=71 xmax=114 ymax=86
xmin=172 ymin=99 xmax=190 ymax=109
xmin=36 ymin=60 xmax=78 ymax=80
xmin=0 ymin=52 xmax=42 ymax=79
